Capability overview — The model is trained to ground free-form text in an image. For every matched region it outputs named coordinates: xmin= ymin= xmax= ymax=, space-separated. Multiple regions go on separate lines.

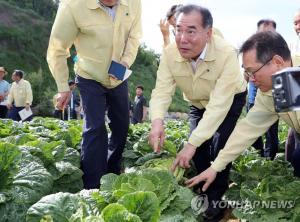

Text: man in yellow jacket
xmin=148 ymin=4 xmax=246 ymax=221
xmin=7 ymin=70 xmax=33 ymax=121
xmin=47 ymin=0 xmax=142 ymax=189
xmin=186 ymin=32 xmax=300 ymax=193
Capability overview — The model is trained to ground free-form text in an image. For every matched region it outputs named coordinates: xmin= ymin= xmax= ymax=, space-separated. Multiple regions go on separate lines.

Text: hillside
xmin=0 ymin=0 xmax=52 ymax=73
xmin=0 ymin=0 xmax=188 ymax=116
xmin=0 ymin=0 xmax=58 ymax=115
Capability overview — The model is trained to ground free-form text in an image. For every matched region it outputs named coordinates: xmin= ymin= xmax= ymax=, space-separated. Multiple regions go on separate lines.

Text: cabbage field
xmin=0 ymin=118 xmax=299 ymax=222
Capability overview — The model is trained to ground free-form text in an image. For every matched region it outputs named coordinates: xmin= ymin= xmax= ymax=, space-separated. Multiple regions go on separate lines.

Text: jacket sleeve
xmin=210 ymin=91 xmax=279 ymax=172
xmin=7 ymin=84 xmax=14 ymax=105
xmin=188 ymin=50 xmax=246 ymax=147
xmin=25 ymin=81 xmax=33 ymax=105
xmin=149 ymin=52 xmax=176 ymax=120
xmin=47 ymin=2 xmax=78 ymax=92
xmin=120 ymin=0 xmax=142 ymax=67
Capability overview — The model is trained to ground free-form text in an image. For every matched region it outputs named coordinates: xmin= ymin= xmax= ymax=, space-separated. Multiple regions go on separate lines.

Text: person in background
xmin=53 ymin=80 xmax=80 ymax=120
xmin=246 ymin=19 xmax=279 ymax=159
xmin=7 ymin=70 xmax=33 ymax=121
xmin=0 ymin=67 xmax=10 ymax=118
xmin=160 ymin=4 xmax=223 ymax=49
xmin=128 ymin=92 xmax=133 ymax=119
xmin=285 ymin=10 xmax=300 ymax=162
xmin=131 ymin=85 xmax=147 ymax=124
xmin=68 ymin=80 xmax=80 ymax=120
xmin=149 ymin=5 xmax=246 ymax=221
xmin=47 ymin=0 xmax=142 ymax=189
xmin=187 ymin=31 xmax=300 ymax=192
xmin=160 ymin=4 xmax=182 ymax=47
xmin=53 ymin=93 xmax=64 ymax=120
xmin=290 ymin=9 xmax=300 ymax=58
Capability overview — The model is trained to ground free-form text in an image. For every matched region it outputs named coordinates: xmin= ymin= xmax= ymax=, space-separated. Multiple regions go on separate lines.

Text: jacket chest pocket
xmin=17 ymin=86 xmax=26 ymax=95
xmin=79 ymin=23 xmax=113 ymax=48
xmin=193 ymin=77 xmax=216 ymax=100
xmin=173 ymin=73 xmax=193 ymax=95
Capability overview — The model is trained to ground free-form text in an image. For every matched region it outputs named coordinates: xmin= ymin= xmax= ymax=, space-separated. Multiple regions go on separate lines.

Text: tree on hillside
xmin=6 ymin=0 xmax=58 ymax=19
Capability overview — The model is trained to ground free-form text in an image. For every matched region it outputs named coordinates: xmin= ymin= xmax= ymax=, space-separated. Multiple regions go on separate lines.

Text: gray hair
xmin=175 ymin=4 xmax=213 ymax=28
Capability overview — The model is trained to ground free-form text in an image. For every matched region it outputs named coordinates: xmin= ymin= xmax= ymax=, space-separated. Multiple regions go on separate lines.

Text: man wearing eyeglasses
xmin=246 ymin=19 xmax=279 ymax=160
xmin=149 ymin=4 xmax=246 ymax=221
xmin=186 ymin=31 xmax=300 ymax=194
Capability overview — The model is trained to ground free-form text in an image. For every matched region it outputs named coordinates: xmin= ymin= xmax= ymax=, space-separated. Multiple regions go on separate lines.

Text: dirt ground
xmin=220 ymin=208 xmax=240 ymax=222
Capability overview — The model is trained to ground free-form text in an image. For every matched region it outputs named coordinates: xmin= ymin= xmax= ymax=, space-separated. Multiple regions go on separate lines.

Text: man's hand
xmin=171 ymin=142 xmax=196 ymax=171
xmin=25 ymin=104 xmax=30 ymax=111
xmin=159 ymin=18 xmax=170 ymax=37
xmin=185 ymin=167 xmax=217 ymax=192
xmin=149 ymin=119 xmax=165 ymax=153
xmin=56 ymin=91 xmax=71 ymax=110
xmin=6 ymin=103 xmax=12 ymax=110
xmin=120 ymin=61 xmax=129 ymax=69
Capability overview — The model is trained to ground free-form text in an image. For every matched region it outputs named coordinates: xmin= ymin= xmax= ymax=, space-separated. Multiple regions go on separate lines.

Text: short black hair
xmin=257 ymin=19 xmax=276 ymax=29
xmin=136 ymin=85 xmax=144 ymax=91
xmin=166 ymin=4 xmax=182 ymax=20
xmin=239 ymin=31 xmax=291 ymax=64
xmin=14 ymin=70 xmax=24 ymax=78
xmin=175 ymin=4 xmax=213 ymax=28
xmin=68 ymin=80 xmax=75 ymax=86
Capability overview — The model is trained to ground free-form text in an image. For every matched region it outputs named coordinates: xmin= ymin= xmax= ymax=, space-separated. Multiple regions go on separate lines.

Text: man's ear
xmin=272 ymin=55 xmax=285 ymax=68
xmin=206 ymin=27 xmax=213 ymax=41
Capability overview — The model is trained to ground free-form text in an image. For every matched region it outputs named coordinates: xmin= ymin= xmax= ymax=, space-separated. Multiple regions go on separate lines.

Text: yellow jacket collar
xmin=120 ymin=0 xmax=129 ymax=6
xmin=262 ymin=90 xmax=273 ymax=96
xmin=87 ymin=0 xmax=128 ymax=9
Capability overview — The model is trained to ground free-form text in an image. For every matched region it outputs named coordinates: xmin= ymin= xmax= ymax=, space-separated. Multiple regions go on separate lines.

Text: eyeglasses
xmin=175 ymin=28 xmax=205 ymax=39
xmin=243 ymin=57 xmax=273 ymax=79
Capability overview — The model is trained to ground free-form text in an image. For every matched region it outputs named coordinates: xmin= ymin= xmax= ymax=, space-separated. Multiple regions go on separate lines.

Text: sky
xmin=141 ymin=0 xmax=300 ymax=54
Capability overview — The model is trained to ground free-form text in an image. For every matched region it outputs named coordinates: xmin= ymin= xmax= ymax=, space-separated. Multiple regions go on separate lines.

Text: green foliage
xmin=25 ymin=167 xmax=196 ymax=221
xmin=118 ymin=191 xmax=160 ymax=222
xmin=3 ymin=119 xmax=295 ymax=221
xmin=225 ymin=148 xmax=300 ymax=221
xmin=5 ymin=0 xmax=58 ymax=20
xmin=139 ymin=157 xmax=185 ymax=182
xmin=0 ymin=118 xmax=83 ymax=222
xmin=101 ymin=203 xmax=142 ymax=222
xmin=12 ymin=159 xmax=54 ymax=205
xmin=98 ymin=168 xmax=195 ymax=220
xmin=26 ymin=193 xmax=81 ymax=222
xmin=0 ymin=143 xmax=20 ymax=190
xmin=26 ymin=69 xmax=54 ymax=116
xmin=123 ymin=120 xmax=189 ymax=169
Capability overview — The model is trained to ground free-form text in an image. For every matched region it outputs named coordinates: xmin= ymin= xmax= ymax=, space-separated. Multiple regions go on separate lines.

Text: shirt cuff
xmin=188 ymin=133 xmax=202 ymax=148
xmin=150 ymin=110 xmax=165 ymax=121
xmin=210 ymin=160 xmax=226 ymax=172
xmin=121 ymin=57 xmax=133 ymax=68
